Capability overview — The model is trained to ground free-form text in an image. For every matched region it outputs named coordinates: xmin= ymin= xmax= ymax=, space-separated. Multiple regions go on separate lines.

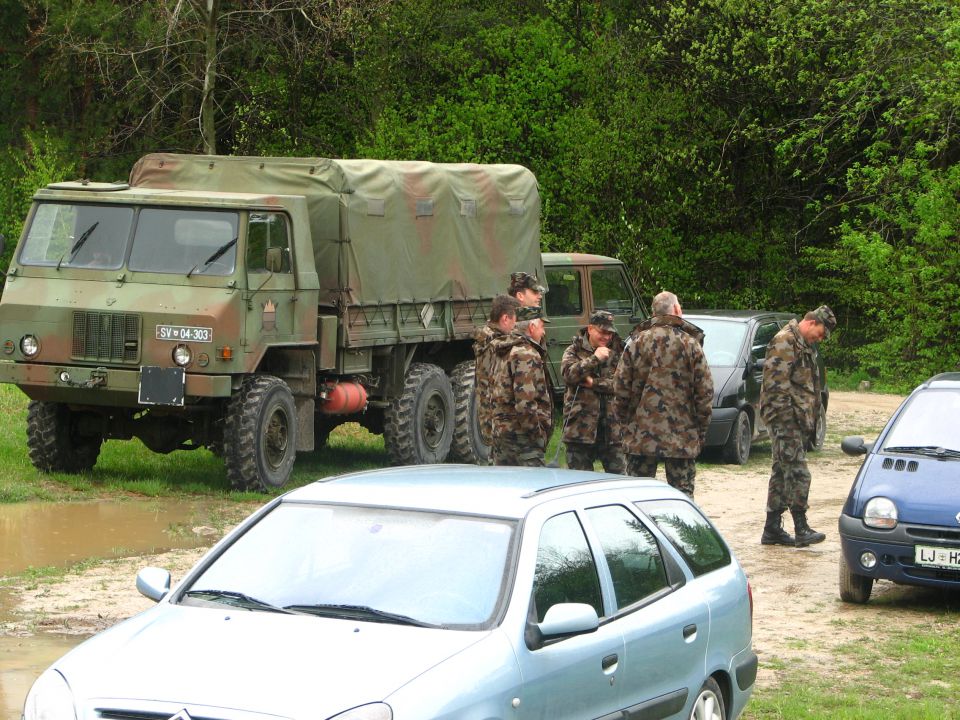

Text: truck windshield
xmin=19 ymin=203 xmax=240 ymax=276
xmin=19 ymin=203 xmax=133 ymax=269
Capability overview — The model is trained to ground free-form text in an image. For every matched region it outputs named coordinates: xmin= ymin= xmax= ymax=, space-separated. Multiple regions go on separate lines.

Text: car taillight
xmin=747 ymin=580 xmax=754 ymax=628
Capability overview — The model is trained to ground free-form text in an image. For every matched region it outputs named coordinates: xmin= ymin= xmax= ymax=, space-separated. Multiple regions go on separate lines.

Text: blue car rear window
xmin=637 ymin=500 xmax=731 ymax=577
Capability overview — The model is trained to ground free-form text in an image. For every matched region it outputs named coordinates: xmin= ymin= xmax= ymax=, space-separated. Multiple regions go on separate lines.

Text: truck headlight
xmin=23 ymin=668 xmax=77 ymax=720
xmin=864 ymin=497 xmax=898 ymax=529
xmin=172 ymin=344 xmax=192 ymax=367
xmin=21 ymin=334 xmax=41 ymax=358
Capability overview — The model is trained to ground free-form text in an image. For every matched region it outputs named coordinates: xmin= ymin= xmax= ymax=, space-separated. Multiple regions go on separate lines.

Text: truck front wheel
xmin=449 ymin=360 xmax=490 ymax=464
xmin=224 ymin=375 xmax=298 ymax=491
xmin=26 ymin=401 xmax=103 ymax=473
xmin=384 ymin=363 xmax=454 ymax=465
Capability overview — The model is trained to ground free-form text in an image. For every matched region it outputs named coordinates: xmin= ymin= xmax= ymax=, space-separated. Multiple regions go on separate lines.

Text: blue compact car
xmin=839 ymin=372 xmax=960 ymax=603
xmin=23 ymin=467 xmax=756 ymax=720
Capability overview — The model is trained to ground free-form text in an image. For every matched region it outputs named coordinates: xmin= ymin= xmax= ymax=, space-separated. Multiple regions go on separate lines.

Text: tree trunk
xmin=200 ymin=0 xmax=219 ymax=155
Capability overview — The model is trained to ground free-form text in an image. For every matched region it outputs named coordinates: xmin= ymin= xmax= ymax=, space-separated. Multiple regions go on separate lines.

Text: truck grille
xmin=72 ymin=311 xmax=140 ymax=363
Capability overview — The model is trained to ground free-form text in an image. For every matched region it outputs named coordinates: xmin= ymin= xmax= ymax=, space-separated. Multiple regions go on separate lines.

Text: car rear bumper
xmin=728 ymin=646 xmax=758 ymax=719
xmin=839 ymin=513 xmax=960 ymax=589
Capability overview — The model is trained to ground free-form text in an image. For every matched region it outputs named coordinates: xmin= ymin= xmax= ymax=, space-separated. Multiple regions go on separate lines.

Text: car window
xmin=591 ymin=267 xmax=634 ymax=314
xmin=690 ymin=318 xmax=747 ymax=366
xmin=532 ymin=511 xmax=602 ymax=622
xmin=638 ymin=500 xmax=731 ymax=577
xmin=882 ymin=388 xmax=960 ymax=452
xmin=584 ymin=504 xmax=668 ymax=610
xmin=544 ymin=269 xmax=582 ymax=316
xmin=751 ymin=322 xmax=780 ymax=361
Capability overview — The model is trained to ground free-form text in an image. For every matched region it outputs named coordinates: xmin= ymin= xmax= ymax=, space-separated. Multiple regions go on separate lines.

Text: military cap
xmin=515 ymin=305 xmax=551 ymax=323
xmin=589 ymin=310 xmax=616 ymax=331
xmin=509 ymin=271 xmax=546 ymax=295
xmin=811 ymin=305 xmax=836 ymax=337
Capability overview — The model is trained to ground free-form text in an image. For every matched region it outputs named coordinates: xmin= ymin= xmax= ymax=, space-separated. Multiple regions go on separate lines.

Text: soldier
xmin=613 ymin=291 xmax=713 ymax=498
xmin=760 ymin=305 xmax=836 ymax=547
xmin=473 ymin=294 xmax=521 ymax=449
xmin=560 ymin=310 xmax=626 ymax=473
xmin=490 ymin=306 xmax=553 ymax=466
xmin=508 ymin=271 xmax=545 ymax=308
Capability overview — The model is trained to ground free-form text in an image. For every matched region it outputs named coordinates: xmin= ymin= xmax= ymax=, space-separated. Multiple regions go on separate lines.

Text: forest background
xmin=0 ymin=0 xmax=957 ymax=390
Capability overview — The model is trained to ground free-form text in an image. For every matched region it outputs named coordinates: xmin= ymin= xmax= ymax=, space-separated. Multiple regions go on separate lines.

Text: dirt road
xmin=4 ymin=391 xmax=931 ymax=686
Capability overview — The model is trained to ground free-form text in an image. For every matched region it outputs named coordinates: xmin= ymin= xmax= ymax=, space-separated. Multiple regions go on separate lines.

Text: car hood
xmin=857 ymin=454 xmax=960 ymax=526
xmin=55 ymin=604 xmax=490 ymax=718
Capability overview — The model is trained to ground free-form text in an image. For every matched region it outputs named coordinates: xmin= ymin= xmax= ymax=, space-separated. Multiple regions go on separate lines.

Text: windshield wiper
xmin=56 ymin=221 xmax=100 ymax=269
xmin=183 ymin=589 xmax=302 ymax=614
xmin=187 ymin=237 xmax=237 ymax=277
xmin=283 ymin=603 xmax=436 ymax=627
xmin=883 ymin=445 xmax=960 ymax=459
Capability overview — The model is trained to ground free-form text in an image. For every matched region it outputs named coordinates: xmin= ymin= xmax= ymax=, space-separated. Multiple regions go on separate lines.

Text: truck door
xmin=543 ymin=267 xmax=587 ymax=392
xmin=587 ymin=265 xmax=641 ymax=342
xmin=244 ymin=212 xmax=298 ymax=350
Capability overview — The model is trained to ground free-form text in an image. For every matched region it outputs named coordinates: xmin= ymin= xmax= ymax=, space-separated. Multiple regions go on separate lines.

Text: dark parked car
xmin=838 ymin=372 xmax=960 ymax=603
xmin=685 ymin=311 xmax=828 ymax=465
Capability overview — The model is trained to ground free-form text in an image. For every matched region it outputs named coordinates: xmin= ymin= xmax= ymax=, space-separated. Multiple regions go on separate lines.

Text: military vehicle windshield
xmin=19 ymin=202 xmax=239 ymax=276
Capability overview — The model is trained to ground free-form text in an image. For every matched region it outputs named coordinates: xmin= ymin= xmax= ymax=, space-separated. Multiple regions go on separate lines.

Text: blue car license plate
xmin=915 ymin=544 xmax=960 ymax=570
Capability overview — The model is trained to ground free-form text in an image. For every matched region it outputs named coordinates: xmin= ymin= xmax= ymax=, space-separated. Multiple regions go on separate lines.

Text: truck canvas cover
xmin=130 ymin=154 xmax=543 ymax=307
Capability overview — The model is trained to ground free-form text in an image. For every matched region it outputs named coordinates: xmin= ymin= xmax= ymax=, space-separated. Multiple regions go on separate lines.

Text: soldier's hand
xmin=594 ymin=346 xmax=612 ymax=363
xmin=582 ymin=376 xmax=595 ymax=388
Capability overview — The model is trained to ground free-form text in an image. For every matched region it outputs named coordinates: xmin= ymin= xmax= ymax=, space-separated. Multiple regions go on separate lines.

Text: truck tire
xmin=224 ymin=375 xmax=298 ymax=491
xmin=449 ymin=360 xmax=491 ymax=464
xmin=384 ymin=362 xmax=454 ymax=465
xmin=26 ymin=401 xmax=102 ymax=473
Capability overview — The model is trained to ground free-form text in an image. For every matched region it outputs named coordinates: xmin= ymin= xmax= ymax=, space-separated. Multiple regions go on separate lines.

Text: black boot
xmin=761 ymin=511 xmax=794 ymax=546
xmin=791 ymin=510 xmax=826 ymax=547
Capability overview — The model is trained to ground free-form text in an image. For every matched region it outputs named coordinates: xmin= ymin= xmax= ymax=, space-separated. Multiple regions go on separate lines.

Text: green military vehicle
xmin=0 ymin=154 xmax=543 ymax=490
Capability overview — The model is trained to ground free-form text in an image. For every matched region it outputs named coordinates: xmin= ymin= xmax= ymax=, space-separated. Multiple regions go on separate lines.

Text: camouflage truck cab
xmin=0 ymin=155 xmax=543 ymax=490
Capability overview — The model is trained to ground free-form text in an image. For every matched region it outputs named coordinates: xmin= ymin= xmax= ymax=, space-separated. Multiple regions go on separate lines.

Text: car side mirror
xmin=751 ymin=358 xmax=765 ymax=371
xmin=136 ymin=566 xmax=172 ymax=602
xmin=840 ymin=436 xmax=871 ymax=456
xmin=538 ymin=602 xmax=599 ymax=639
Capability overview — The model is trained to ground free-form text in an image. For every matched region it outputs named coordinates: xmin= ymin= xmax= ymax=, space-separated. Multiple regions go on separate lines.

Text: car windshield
xmin=881 ymin=388 xmax=960 ymax=454
xmin=689 ymin=319 xmax=747 ymax=366
xmin=18 ymin=202 xmax=239 ymax=276
xmin=182 ymin=503 xmax=517 ymax=628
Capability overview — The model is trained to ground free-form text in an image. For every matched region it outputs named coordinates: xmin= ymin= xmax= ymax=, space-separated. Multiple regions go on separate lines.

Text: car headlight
xmin=20 ymin=334 xmax=41 ymax=358
xmin=22 ymin=668 xmax=77 ymax=720
xmin=172 ymin=343 xmax=192 ymax=367
xmin=864 ymin=497 xmax=898 ymax=529
xmin=327 ymin=703 xmax=393 ymax=720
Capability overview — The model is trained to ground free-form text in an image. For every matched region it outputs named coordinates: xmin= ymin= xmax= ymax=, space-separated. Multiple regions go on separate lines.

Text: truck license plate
xmin=915 ymin=544 xmax=960 ymax=570
xmin=156 ymin=325 xmax=213 ymax=343
xmin=138 ymin=366 xmax=185 ymax=406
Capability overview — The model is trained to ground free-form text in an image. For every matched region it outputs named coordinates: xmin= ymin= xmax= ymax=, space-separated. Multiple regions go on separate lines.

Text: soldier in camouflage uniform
xmin=490 ymin=306 xmax=554 ymax=466
xmin=760 ymin=305 xmax=836 ymax=547
xmin=508 ymin=271 xmax=545 ymax=308
xmin=613 ymin=291 xmax=713 ymax=498
xmin=561 ymin=310 xmax=626 ymax=473
xmin=473 ymin=295 xmax=521 ymax=450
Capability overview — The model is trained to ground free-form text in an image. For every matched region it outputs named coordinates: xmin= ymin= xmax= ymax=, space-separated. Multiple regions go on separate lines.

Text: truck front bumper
xmin=0 ymin=361 xmax=233 ymax=406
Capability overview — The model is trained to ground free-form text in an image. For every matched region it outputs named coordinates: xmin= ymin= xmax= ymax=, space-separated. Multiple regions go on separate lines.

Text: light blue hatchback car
xmin=23 ymin=467 xmax=756 ymax=720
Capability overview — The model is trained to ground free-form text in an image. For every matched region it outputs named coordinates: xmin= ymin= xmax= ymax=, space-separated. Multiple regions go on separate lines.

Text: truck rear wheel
xmin=224 ymin=375 xmax=298 ymax=491
xmin=449 ymin=360 xmax=490 ymax=464
xmin=384 ymin=363 xmax=454 ymax=465
xmin=26 ymin=401 xmax=102 ymax=473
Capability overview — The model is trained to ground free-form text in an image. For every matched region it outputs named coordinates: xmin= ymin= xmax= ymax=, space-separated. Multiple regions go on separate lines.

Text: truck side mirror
xmin=265 ymin=247 xmax=283 ymax=272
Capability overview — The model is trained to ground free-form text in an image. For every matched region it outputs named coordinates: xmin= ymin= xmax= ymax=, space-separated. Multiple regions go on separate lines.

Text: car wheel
xmin=721 ymin=410 xmax=751 ymax=464
xmin=838 ymin=553 xmax=873 ymax=603
xmin=690 ymin=676 xmax=726 ymax=720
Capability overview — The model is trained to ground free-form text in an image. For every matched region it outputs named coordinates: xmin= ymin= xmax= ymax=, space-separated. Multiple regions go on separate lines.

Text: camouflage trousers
xmin=565 ymin=441 xmax=626 ymax=474
xmin=625 ymin=455 xmax=696 ymax=498
xmin=492 ymin=433 xmax=545 ymax=467
xmin=766 ymin=426 xmax=811 ymax=513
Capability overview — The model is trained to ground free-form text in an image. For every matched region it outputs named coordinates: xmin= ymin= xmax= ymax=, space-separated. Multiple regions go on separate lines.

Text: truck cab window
xmin=590 ymin=267 xmax=634 ymax=314
xmin=544 ymin=270 xmax=582 ymax=316
xmin=247 ymin=213 xmax=292 ymax=274
xmin=129 ymin=208 xmax=239 ymax=275
xmin=19 ymin=203 xmax=132 ymax=270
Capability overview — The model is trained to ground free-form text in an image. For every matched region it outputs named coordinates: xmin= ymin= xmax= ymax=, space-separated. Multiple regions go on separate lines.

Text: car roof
xmin=922 ymin=372 xmax=960 ymax=390
xmin=685 ymin=309 xmax=796 ymax=323
xmin=282 ymin=465 xmax=679 ymax=519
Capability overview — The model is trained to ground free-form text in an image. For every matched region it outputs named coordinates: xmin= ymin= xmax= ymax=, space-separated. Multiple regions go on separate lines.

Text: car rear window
xmin=637 ymin=500 xmax=731 ymax=577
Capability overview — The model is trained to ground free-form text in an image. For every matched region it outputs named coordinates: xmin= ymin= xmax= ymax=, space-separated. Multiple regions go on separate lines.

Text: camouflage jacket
xmin=473 ymin=322 xmax=517 ymax=445
xmin=490 ymin=334 xmax=554 ymax=445
xmin=759 ymin=319 xmax=821 ymax=436
xmin=560 ymin=328 xmax=625 ymax=445
xmin=613 ymin=315 xmax=714 ymax=458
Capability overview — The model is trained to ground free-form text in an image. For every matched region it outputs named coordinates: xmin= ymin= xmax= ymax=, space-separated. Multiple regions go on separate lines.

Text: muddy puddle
xmin=0 ymin=498 xmax=232 ymax=719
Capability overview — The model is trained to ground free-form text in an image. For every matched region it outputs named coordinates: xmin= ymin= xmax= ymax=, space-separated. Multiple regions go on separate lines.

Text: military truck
xmin=0 ymin=154 xmax=543 ymax=490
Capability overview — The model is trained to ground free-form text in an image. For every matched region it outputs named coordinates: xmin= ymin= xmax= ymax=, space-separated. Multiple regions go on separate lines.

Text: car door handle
xmin=683 ymin=624 xmax=697 ymax=640
xmin=602 ymin=654 xmax=619 ymax=671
